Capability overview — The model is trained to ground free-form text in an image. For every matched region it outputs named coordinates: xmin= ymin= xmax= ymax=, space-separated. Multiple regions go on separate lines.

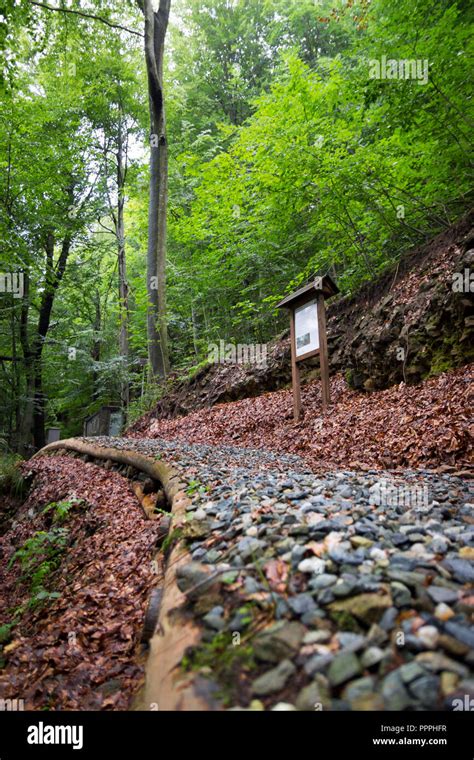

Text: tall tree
xmin=137 ymin=0 xmax=171 ymax=379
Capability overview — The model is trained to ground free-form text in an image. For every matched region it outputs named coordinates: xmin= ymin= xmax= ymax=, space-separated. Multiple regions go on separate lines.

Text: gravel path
xmin=80 ymin=437 xmax=474 ymax=711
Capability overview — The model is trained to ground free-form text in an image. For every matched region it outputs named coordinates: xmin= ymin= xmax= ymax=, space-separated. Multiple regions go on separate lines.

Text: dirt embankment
xmin=129 ymin=211 xmax=473 ymax=435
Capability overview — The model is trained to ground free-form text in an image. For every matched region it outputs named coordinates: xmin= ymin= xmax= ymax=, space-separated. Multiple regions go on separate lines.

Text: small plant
xmin=161 ymin=526 xmax=183 ymax=554
xmin=182 ymin=630 xmax=256 ymax=706
xmin=0 ymin=623 xmax=13 ymax=644
xmin=8 ymin=527 xmax=69 ymax=610
xmin=0 ymin=454 xmax=26 ymax=497
xmin=42 ymin=497 xmax=84 ymax=523
xmin=185 ymin=479 xmax=208 ymax=497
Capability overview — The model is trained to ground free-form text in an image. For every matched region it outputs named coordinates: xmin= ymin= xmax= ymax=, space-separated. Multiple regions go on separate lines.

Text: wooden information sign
xmin=277 ymin=275 xmax=339 ymax=421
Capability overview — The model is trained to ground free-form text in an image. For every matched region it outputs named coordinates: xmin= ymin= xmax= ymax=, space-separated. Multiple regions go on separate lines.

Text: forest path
xmin=33 ymin=436 xmax=474 ymax=711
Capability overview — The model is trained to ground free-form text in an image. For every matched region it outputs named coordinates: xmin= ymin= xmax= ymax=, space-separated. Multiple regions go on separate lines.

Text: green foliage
xmin=42 ymin=497 xmax=85 ymax=523
xmin=182 ymin=629 xmax=256 ymax=705
xmin=0 ymin=454 xmax=26 ymax=497
xmin=161 ymin=527 xmax=184 ymax=554
xmin=0 ymin=623 xmax=13 ymax=644
xmin=126 ymin=382 xmax=166 ymax=427
xmin=8 ymin=527 xmax=69 ymax=610
xmin=1 ymin=0 xmax=472 ymax=445
xmin=185 ymin=479 xmax=208 ymax=497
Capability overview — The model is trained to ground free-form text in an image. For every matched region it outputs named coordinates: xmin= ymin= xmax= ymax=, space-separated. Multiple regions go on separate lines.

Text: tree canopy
xmin=0 ymin=0 xmax=472 ymax=449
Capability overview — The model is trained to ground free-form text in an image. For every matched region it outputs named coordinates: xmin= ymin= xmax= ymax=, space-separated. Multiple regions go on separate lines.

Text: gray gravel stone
xmin=251 ymin=659 xmax=296 ymax=696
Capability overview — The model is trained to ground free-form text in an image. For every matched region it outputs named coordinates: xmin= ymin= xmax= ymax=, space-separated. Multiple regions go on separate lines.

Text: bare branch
xmin=29 ymin=1 xmax=143 ymax=38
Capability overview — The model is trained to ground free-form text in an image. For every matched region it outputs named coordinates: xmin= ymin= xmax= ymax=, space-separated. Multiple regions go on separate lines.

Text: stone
xmin=361 ymin=646 xmax=385 ymax=668
xmin=434 ymin=602 xmax=455 ymax=621
xmin=350 ymin=536 xmax=374 ymax=549
xmin=336 ymin=632 xmax=366 ymax=652
xmin=415 ymin=652 xmax=469 ymax=678
xmin=303 ymin=630 xmax=331 ymax=645
xmin=295 ymin=681 xmax=323 ymax=711
xmin=386 ymin=569 xmax=428 ymax=587
xmin=430 ymin=537 xmax=449 ymax=554
xmin=237 ymin=536 xmax=265 ymax=561
xmin=329 ymin=592 xmax=392 ymax=624
xmin=338 ymin=486 xmax=353 ymax=499
xmin=271 ymin=702 xmax=297 ymax=711
xmin=304 ymin=653 xmax=334 ymax=677
xmin=203 ymin=606 xmax=226 ymax=631
xmin=288 ymin=593 xmax=317 ymax=617
xmin=176 ymin=562 xmax=220 ymax=600
xmin=251 ymin=659 xmax=296 ymax=696
xmin=367 ymin=623 xmax=389 ymax=645
xmin=438 ymin=633 xmax=469 ymax=657
xmin=342 ymin=676 xmax=375 ymax=702
xmin=298 ymin=557 xmax=326 ymax=575
xmin=442 ymin=558 xmax=474 ymax=584
xmin=332 ymin=580 xmax=357 ymax=598
xmin=370 ymin=548 xmax=388 ymax=563
xmin=459 ymin=547 xmax=474 ymax=560
xmin=427 ymin=586 xmax=459 ymax=605
xmin=382 ymin=670 xmax=411 ymax=710
xmin=416 ymin=625 xmax=439 ymax=649
xmin=399 ymin=662 xmax=427 ymax=684
xmin=254 ymin=621 xmax=306 ymax=663
xmin=327 ymin=652 xmax=362 ymax=686
xmin=390 ymin=582 xmax=412 ymax=607
xmin=244 ymin=576 xmax=261 ymax=595
xmin=409 ymin=675 xmax=440 ymax=707
xmin=310 ymin=573 xmax=338 ymax=590
xmin=444 ymin=620 xmax=474 ymax=650
xmin=379 ymin=607 xmax=398 ymax=631
xmin=440 ymin=671 xmax=459 ymax=696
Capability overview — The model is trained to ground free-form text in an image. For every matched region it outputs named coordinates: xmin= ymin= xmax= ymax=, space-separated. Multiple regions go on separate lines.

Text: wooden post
xmin=289 ymin=310 xmax=302 ymax=421
xmin=317 ymin=293 xmax=330 ymax=412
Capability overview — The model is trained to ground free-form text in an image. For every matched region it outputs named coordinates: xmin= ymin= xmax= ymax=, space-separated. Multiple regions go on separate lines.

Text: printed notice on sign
xmin=295 ymin=299 xmax=319 ymax=357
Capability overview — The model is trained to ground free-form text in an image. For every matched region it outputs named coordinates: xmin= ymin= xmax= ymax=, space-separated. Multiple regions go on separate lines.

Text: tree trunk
xmin=19 ymin=232 xmax=72 ymax=452
xmin=91 ymin=291 xmax=102 ymax=401
xmin=139 ymin=0 xmax=171 ymax=380
xmin=116 ymin=113 xmax=130 ymax=409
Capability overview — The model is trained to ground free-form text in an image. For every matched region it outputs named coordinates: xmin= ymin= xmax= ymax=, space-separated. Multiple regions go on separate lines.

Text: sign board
xmin=84 ymin=406 xmax=123 ymax=437
xmin=276 ymin=275 xmax=339 ymax=421
xmin=295 ymin=299 xmax=319 ymax=358
xmin=46 ymin=428 xmax=61 ymax=444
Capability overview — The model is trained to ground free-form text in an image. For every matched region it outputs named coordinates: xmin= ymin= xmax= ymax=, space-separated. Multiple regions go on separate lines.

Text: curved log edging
xmin=34 ymin=438 xmax=221 ymax=711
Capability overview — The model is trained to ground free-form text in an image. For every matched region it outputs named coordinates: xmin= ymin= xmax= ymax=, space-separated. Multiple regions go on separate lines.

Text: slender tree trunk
xmin=139 ymin=0 xmax=171 ymax=380
xmin=116 ymin=114 xmax=130 ymax=409
xmin=91 ymin=291 xmax=101 ymax=401
xmin=18 ymin=232 xmax=72 ymax=451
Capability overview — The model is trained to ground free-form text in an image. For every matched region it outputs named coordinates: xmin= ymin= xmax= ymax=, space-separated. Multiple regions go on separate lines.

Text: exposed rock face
xmin=128 ymin=211 xmax=473 ymax=430
xmin=328 ymin=214 xmax=474 ymax=390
